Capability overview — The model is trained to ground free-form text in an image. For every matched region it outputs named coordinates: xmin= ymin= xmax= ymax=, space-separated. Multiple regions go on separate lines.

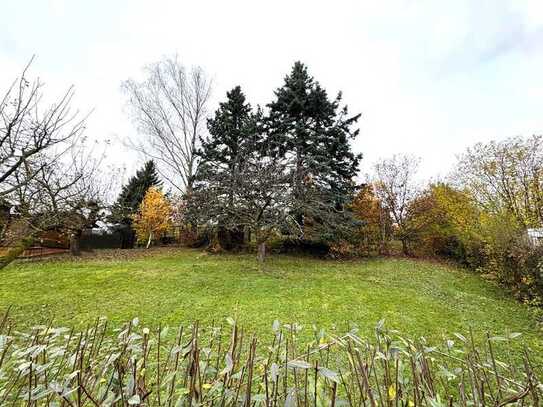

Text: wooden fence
xmin=0 ymin=246 xmax=69 ymax=258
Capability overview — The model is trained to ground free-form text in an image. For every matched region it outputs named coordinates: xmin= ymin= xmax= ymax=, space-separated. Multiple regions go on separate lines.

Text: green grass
xmin=1 ymin=248 xmax=541 ymax=355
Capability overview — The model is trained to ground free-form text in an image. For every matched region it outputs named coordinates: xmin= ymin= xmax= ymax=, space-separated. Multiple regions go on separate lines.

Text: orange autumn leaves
xmin=132 ymin=187 xmax=172 ymax=248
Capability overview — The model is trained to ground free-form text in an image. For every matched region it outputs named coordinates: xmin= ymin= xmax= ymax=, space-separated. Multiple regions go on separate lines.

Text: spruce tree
xmin=196 ymin=86 xmax=261 ymax=248
xmin=199 ymin=86 xmax=261 ymax=181
xmin=266 ymin=62 xmax=362 ymax=240
xmin=111 ymin=160 xmax=162 ymax=225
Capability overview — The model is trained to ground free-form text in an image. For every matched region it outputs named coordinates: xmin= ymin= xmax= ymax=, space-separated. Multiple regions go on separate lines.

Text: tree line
xmin=118 ymin=59 xmax=362 ymax=264
xmin=1 ymin=56 xmax=542 ymax=305
xmin=0 ymin=57 xmax=362 ymax=267
xmin=358 ymin=138 xmax=543 ymax=306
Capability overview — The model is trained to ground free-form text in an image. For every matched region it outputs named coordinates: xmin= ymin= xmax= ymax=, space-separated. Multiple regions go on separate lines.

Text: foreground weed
xmin=0 ymin=310 xmax=540 ymax=406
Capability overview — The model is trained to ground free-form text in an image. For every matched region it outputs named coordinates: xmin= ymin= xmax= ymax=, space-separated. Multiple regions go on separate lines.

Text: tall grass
xmin=0 ymin=309 xmax=540 ymax=406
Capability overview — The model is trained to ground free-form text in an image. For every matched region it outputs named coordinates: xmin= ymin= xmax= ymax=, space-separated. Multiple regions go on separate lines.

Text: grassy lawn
xmin=1 ymin=248 xmax=541 ymax=357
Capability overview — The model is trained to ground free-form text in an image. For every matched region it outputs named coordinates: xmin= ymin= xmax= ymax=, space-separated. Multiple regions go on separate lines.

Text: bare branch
xmin=122 ymin=56 xmax=211 ymax=194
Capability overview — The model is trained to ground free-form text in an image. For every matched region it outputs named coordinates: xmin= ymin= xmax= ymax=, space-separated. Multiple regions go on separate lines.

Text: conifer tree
xmin=199 ymin=86 xmax=261 ymax=188
xmin=111 ymin=160 xmax=162 ymax=225
xmin=196 ymin=86 xmax=261 ymax=248
xmin=266 ymin=62 xmax=362 ymax=239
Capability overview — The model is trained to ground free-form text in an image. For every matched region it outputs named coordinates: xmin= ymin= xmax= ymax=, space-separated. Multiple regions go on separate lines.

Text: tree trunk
xmin=295 ymin=147 xmax=305 ymax=236
xmin=146 ymin=231 xmax=153 ymax=249
xmin=244 ymin=226 xmax=251 ymax=246
xmin=257 ymin=241 xmax=266 ymax=267
xmin=185 ymin=187 xmax=198 ymax=233
xmin=401 ymin=239 xmax=409 ymax=256
xmin=70 ymin=232 xmax=81 ymax=256
xmin=0 ymin=236 xmax=34 ymax=270
xmin=378 ymin=206 xmax=389 ymax=255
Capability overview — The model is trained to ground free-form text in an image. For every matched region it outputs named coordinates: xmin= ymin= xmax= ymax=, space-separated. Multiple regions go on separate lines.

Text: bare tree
xmin=373 ymin=154 xmax=421 ymax=255
xmin=0 ymin=57 xmax=87 ymax=198
xmin=0 ymin=59 xmax=108 ymax=268
xmin=0 ymin=136 xmax=111 ymax=266
xmin=122 ymin=56 xmax=211 ymax=194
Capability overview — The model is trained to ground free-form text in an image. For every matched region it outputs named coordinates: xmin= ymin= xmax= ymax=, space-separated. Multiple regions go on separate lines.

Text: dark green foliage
xmin=200 ymin=86 xmax=261 ymax=174
xmin=196 ymin=86 xmax=262 ymax=249
xmin=266 ymin=62 xmax=362 ymax=239
xmin=110 ymin=160 xmax=162 ymax=225
xmin=197 ymin=85 xmax=262 ymax=207
xmin=278 ymin=238 xmax=331 ymax=257
xmin=193 ymin=67 xmax=362 ymax=256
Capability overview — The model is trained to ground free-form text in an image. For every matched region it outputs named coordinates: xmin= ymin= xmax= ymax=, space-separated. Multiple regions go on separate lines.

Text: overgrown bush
xmin=483 ymin=232 xmax=543 ymax=307
xmin=328 ymin=240 xmax=359 ymax=259
xmin=0 ymin=311 xmax=541 ymax=406
xmin=279 ymin=238 xmax=331 ymax=257
xmin=351 ymin=184 xmax=392 ymax=256
xmin=404 ymin=184 xmax=485 ymax=265
xmin=400 ymin=182 xmax=543 ymax=305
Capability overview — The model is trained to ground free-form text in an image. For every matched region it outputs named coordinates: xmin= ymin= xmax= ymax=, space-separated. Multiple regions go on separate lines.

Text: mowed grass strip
xmin=1 ymin=248 xmax=541 ymax=357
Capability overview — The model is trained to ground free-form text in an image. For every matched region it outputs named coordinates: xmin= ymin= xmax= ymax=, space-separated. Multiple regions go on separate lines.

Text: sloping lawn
xmin=1 ymin=248 xmax=541 ymax=358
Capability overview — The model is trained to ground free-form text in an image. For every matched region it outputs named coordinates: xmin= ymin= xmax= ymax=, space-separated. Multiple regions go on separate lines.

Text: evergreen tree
xmin=266 ymin=62 xmax=362 ymax=239
xmin=199 ymin=86 xmax=261 ymax=185
xmin=195 ymin=86 xmax=261 ymax=248
xmin=111 ymin=160 xmax=162 ymax=225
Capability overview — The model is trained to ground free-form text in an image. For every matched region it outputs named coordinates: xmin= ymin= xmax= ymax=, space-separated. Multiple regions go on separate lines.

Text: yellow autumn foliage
xmin=132 ymin=187 xmax=172 ymax=247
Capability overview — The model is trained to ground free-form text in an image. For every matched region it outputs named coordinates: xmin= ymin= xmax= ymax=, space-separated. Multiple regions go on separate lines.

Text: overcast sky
xmin=2 ymin=0 xmax=543 ymax=183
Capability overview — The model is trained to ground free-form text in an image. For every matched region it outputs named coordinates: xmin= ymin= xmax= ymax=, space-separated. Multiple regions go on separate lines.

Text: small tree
xmin=373 ymin=155 xmax=420 ymax=255
xmin=132 ymin=187 xmax=172 ymax=248
xmin=351 ymin=184 xmax=392 ymax=255
xmin=0 ymin=58 xmax=100 ymax=268
xmin=110 ymin=160 xmax=162 ymax=224
xmin=190 ymin=150 xmax=300 ymax=266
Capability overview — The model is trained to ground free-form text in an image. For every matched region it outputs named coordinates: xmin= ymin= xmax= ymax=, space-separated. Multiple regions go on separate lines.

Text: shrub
xmin=0 ymin=313 xmax=540 ymax=405
xmin=279 ymin=238 xmax=331 ymax=257
xmin=488 ymin=233 xmax=543 ymax=306
xmin=405 ymin=183 xmax=485 ymax=265
xmin=328 ymin=239 xmax=358 ymax=259
xmin=351 ymin=184 xmax=392 ymax=256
